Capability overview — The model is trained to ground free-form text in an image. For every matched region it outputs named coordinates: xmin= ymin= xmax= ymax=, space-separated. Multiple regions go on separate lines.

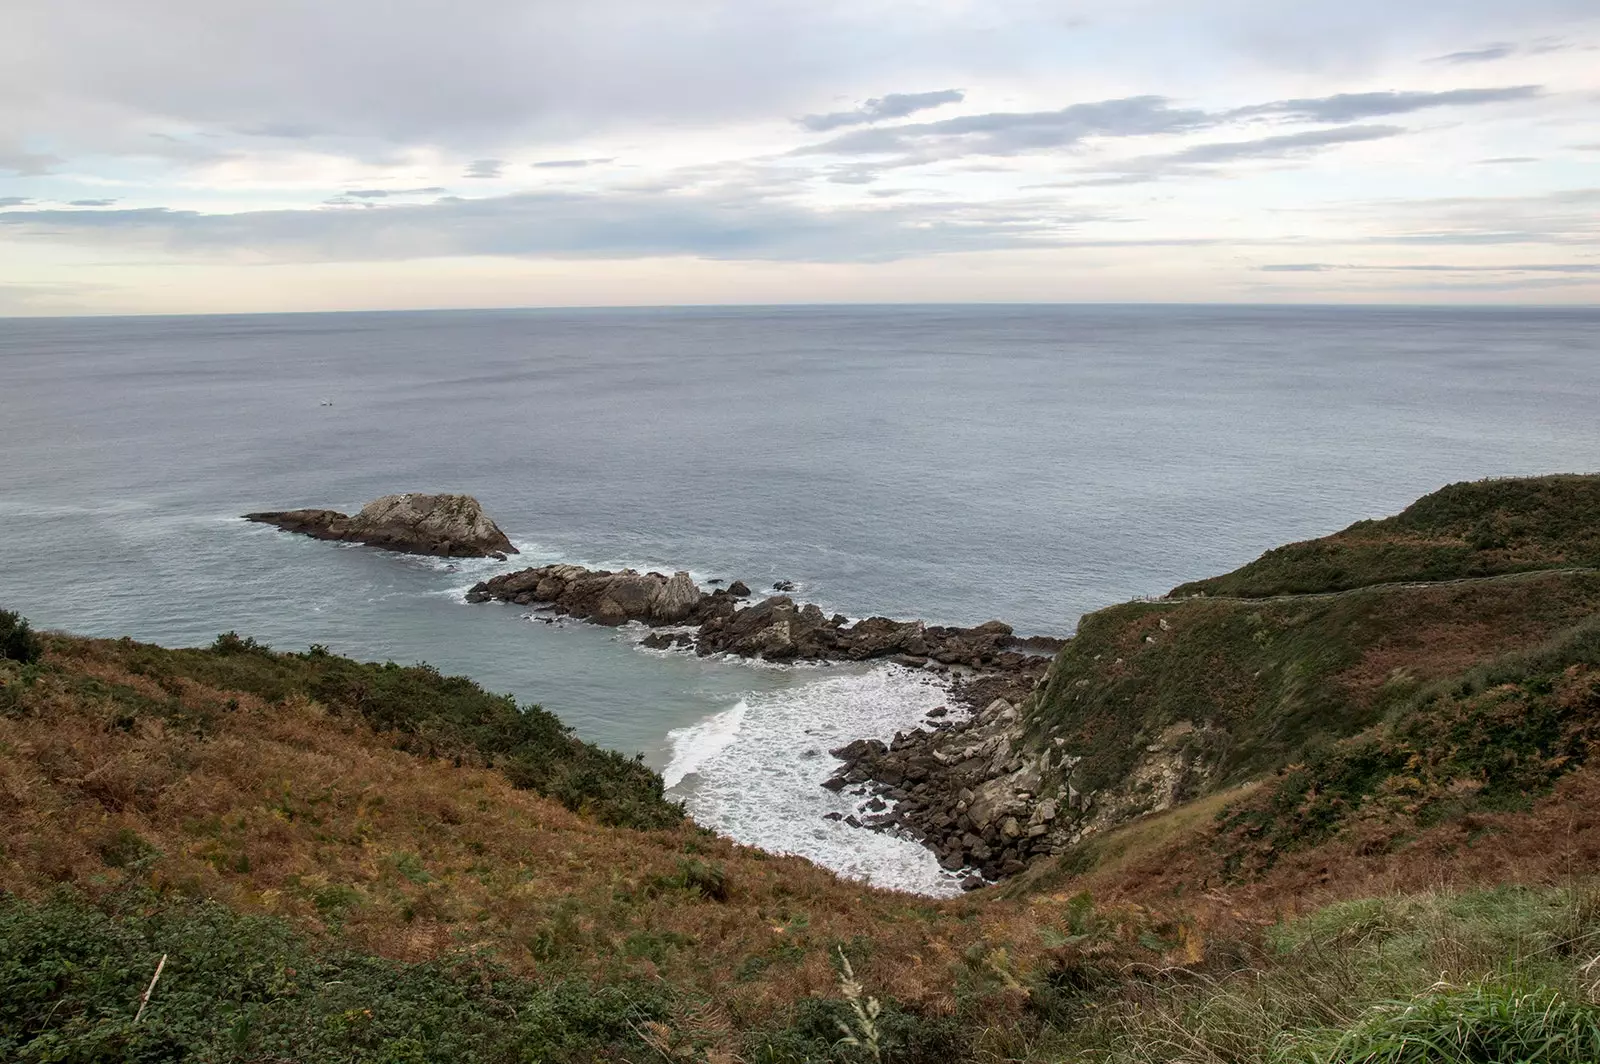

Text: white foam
xmin=665 ymin=664 xmax=967 ymax=897
xmin=662 ymin=700 xmax=748 ymax=788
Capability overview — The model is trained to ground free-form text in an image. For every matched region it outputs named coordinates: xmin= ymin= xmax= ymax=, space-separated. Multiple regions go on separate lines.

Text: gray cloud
xmin=531 ymin=157 xmax=614 ymax=169
xmin=792 ymin=84 xmax=1527 ymax=178
xmin=1059 ymin=124 xmax=1405 ymax=187
xmin=343 ymin=187 xmax=447 ymax=198
xmin=799 ymin=89 xmax=965 ymax=132
xmin=68 ymin=198 xmax=118 ymax=206
xmin=1260 ymin=263 xmax=1335 ymax=271
xmin=1433 ymin=43 xmax=1516 ymax=63
xmin=1476 ymin=156 xmax=1538 ymax=164
xmin=0 ymin=146 xmax=61 ymax=175
xmin=0 ymin=187 xmax=1099 ymax=264
xmin=1165 ymin=124 xmax=1402 ymax=163
xmin=0 ymin=196 xmax=30 ymax=207
xmin=464 ymin=159 xmax=504 ymax=179
xmin=795 ymin=96 xmax=1212 ymax=160
xmin=1233 ymin=86 xmax=1541 ymax=123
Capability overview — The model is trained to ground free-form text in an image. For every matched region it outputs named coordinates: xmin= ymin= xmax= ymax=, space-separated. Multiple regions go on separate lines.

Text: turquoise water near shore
xmin=3 ymin=304 xmax=1597 ymax=892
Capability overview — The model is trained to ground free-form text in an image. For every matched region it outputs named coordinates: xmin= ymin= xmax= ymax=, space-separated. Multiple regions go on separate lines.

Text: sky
xmin=1 ymin=0 xmax=1598 ymax=315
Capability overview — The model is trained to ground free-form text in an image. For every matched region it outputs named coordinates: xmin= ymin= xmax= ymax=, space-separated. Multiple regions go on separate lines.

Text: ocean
xmin=3 ymin=304 xmax=1597 ymax=894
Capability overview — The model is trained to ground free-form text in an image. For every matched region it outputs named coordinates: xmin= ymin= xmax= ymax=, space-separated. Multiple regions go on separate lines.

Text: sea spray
xmin=664 ymin=664 xmax=969 ymax=897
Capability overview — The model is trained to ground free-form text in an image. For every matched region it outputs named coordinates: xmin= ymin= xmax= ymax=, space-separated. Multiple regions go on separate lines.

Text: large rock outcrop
xmin=245 ymin=493 xmax=518 ymax=559
xmin=466 ymin=563 xmax=1060 ymax=683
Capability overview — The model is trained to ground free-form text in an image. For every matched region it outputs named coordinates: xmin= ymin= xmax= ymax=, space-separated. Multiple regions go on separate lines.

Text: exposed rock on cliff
xmin=829 ymin=474 xmax=1600 ymax=887
xmin=245 ymin=493 xmax=518 ymax=559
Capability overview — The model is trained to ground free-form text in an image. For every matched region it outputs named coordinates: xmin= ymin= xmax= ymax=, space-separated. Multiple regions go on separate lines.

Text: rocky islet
xmin=245 ymin=493 xmax=518 ymax=559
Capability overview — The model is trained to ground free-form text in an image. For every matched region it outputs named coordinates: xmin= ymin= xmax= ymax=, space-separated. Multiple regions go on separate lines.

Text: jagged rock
xmin=655 ymin=571 xmax=702 ymax=623
xmin=246 ymin=493 xmax=517 ymax=559
xmin=727 ymin=580 xmax=751 ymax=597
xmin=831 ymin=738 xmax=888 ymax=761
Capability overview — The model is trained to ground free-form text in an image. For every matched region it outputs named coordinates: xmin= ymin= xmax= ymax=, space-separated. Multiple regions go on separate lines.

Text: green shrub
xmin=1173 ymin=474 xmax=1600 ymax=598
xmin=1 ymin=609 xmax=42 ymax=664
xmin=750 ymin=995 xmax=968 ymax=1064
xmin=648 ymin=858 xmax=729 ymax=902
xmin=109 ymin=635 xmax=683 ymax=831
xmin=0 ymin=890 xmax=670 ymax=1063
xmin=1318 ymin=981 xmax=1600 ymax=1064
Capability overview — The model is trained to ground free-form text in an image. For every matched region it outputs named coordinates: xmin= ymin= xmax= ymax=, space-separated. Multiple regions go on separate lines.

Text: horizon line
xmin=6 ymin=298 xmax=1600 ymax=322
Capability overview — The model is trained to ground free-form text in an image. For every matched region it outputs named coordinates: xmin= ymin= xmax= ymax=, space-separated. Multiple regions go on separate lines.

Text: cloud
xmin=1431 ymin=37 xmax=1572 ymax=64
xmin=798 ymin=89 xmax=965 ymax=132
xmin=1164 ymin=124 xmax=1402 ymax=164
xmin=1432 ymin=43 xmax=1516 ymax=64
xmin=1335 ymin=187 xmax=1600 ymax=247
xmin=1060 ymin=124 xmax=1405 ymax=186
xmin=0 ymin=186 xmax=1099 ymax=264
xmin=791 ymin=84 xmax=1529 ymax=177
xmin=0 ymin=146 xmax=61 ymax=175
xmin=795 ymin=96 xmax=1213 ymax=161
xmin=68 ymin=198 xmax=119 ymax=206
xmin=0 ymin=196 xmax=30 ymax=207
xmin=1232 ymin=86 xmax=1541 ymax=123
xmin=464 ymin=159 xmax=504 ymax=179
xmin=1260 ymin=263 xmax=1335 ymax=271
xmin=1475 ymin=156 xmax=1538 ymax=164
xmin=343 ymin=187 xmax=447 ymax=198
xmin=531 ymin=157 xmax=613 ymax=169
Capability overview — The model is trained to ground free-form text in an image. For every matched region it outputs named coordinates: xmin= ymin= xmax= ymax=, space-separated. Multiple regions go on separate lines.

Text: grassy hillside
xmin=1017 ymin=613 xmax=1600 ymax=910
xmin=1026 ymin=567 xmax=1600 ymax=801
xmin=1172 ymin=474 xmax=1600 ymax=599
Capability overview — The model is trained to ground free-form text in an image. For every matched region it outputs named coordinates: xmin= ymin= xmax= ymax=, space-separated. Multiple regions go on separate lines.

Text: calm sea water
xmin=3 ymin=305 xmax=1597 ymax=892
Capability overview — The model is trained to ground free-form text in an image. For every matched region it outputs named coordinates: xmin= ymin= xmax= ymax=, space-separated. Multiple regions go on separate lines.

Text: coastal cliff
xmin=832 ymin=474 xmax=1600 ymax=883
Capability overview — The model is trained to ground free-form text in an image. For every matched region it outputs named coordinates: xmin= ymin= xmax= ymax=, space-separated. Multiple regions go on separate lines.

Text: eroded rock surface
xmin=466 ymin=563 xmax=1060 ymax=683
xmin=826 ymin=700 xmax=1224 ymax=885
xmin=245 ymin=493 xmax=517 ymax=559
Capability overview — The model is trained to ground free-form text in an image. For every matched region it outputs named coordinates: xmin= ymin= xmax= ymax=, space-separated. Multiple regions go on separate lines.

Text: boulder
xmin=605 ymin=573 xmax=661 ymax=619
xmin=727 ymin=580 xmax=752 ymax=597
xmin=245 ymin=493 xmax=517 ymax=559
xmin=654 ymin=571 xmax=702 ymax=623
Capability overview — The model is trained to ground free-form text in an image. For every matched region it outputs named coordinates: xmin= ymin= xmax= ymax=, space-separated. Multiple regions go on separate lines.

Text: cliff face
xmin=840 ymin=475 xmax=1600 ymax=883
xmin=245 ymin=492 xmax=518 ymax=559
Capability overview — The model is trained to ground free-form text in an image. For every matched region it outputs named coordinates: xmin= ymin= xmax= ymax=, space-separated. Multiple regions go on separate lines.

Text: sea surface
xmin=3 ymin=305 xmax=1597 ymax=894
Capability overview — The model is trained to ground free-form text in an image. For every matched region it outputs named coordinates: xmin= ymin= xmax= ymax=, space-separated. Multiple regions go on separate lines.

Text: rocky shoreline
xmin=463 ymin=562 xmax=1075 ymax=885
xmin=464 ymin=562 xmax=1061 ymax=710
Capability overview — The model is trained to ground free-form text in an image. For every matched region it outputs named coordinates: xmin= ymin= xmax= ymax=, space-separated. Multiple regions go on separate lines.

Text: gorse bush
xmin=1 ymin=609 xmax=42 ymax=664
xmin=107 ymin=632 xmax=684 ymax=830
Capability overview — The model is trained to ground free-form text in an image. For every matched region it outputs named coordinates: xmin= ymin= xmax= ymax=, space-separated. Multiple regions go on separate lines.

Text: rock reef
xmin=245 ymin=493 xmax=518 ymax=560
xmin=465 ymin=563 xmax=1060 ymax=699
